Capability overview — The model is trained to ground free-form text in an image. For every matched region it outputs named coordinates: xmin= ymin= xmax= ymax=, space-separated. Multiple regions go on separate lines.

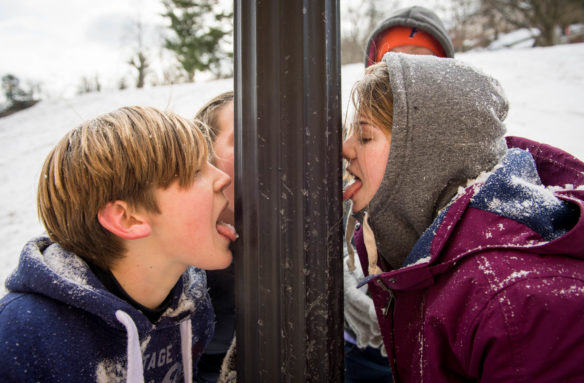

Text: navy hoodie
xmin=0 ymin=236 xmax=214 ymax=382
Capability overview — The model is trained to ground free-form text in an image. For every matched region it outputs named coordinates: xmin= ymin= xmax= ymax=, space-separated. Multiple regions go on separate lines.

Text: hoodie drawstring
xmin=363 ymin=213 xmax=383 ymax=276
xmin=345 ymin=205 xmax=383 ymax=276
xmin=115 ymin=310 xmax=144 ymax=383
xmin=180 ymin=319 xmax=193 ymax=383
xmin=345 ymin=213 xmax=358 ymax=272
xmin=115 ymin=310 xmax=193 ymax=383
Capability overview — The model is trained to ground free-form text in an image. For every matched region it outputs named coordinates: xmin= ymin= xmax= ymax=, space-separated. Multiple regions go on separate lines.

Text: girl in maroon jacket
xmin=343 ymin=52 xmax=584 ymax=382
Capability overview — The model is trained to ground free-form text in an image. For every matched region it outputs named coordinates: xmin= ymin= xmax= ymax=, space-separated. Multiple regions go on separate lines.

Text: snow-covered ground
xmin=1 ymin=43 xmax=583 ymax=291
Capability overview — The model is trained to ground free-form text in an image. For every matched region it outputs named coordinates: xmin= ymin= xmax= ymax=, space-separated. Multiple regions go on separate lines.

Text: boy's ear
xmin=98 ymin=201 xmax=151 ymax=240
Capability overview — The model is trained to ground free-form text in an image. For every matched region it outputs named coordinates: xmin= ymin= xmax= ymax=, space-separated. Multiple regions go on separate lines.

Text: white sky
xmin=0 ymin=0 xmax=441 ymax=100
xmin=1 ymin=42 xmax=584 ymax=288
xmin=0 ymin=0 xmax=168 ymax=99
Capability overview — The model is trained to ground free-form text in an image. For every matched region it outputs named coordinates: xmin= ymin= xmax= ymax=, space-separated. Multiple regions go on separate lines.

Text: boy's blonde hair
xmin=349 ymin=61 xmax=394 ymax=137
xmin=37 ymin=106 xmax=208 ymax=269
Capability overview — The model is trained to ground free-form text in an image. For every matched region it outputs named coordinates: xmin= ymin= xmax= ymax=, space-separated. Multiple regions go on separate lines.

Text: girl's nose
xmin=342 ymin=134 xmax=356 ymax=161
xmin=211 ymin=163 xmax=231 ymax=192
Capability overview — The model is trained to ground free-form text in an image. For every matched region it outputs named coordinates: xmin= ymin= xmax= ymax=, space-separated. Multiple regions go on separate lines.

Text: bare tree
xmin=482 ymin=0 xmax=584 ymax=46
xmin=117 ymin=77 xmax=129 ymax=91
xmin=341 ymin=3 xmax=367 ymax=64
xmin=128 ymin=51 xmax=149 ymax=89
xmin=0 ymin=74 xmax=40 ymax=117
xmin=340 ymin=0 xmax=402 ymax=65
xmin=127 ymin=18 xmax=151 ymax=88
xmin=443 ymin=0 xmax=482 ymax=51
xmin=159 ymin=62 xmax=188 ymax=86
xmin=2 ymin=74 xmax=22 ymax=103
xmin=77 ymin=75 xmax=101 ymax=95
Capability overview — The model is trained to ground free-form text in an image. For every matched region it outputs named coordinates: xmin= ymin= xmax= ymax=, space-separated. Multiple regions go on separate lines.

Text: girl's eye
xmin=358 ymin=136 xmax=373 ymax=144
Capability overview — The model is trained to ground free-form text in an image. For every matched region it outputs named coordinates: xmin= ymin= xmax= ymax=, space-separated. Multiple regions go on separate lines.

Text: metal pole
xmin=234 ymin=0 xmax=343 ymax=381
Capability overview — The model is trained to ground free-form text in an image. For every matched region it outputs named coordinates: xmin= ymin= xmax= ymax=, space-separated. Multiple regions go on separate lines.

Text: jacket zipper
xmin=374 ymin=278 xmax=400 ymax=382
xmin=376 ymin=279 xmax=394 ymax=316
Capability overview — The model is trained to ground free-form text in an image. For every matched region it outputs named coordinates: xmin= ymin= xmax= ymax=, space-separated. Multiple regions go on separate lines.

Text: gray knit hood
xmin=363 ymin=53 xmax=508 ymax=270
xmin=364 ymin=6 xmax=454 ymax=66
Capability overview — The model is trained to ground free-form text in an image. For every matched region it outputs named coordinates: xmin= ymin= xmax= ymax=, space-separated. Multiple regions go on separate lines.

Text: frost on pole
xmin=234 ymin=0 xmax=344 ymax=381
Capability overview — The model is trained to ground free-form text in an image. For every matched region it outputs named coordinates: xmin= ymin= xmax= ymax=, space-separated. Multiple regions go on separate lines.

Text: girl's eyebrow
xmin=350 ymin=119 xmax=371 ymax=134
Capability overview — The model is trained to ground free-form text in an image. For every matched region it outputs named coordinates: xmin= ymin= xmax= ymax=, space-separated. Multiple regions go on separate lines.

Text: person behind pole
xmin=343 ymin=52 xmax=584 ymax=382
xmin=343 ymin=6 xmax=454 ymax=383
xmin=363 ymin=5 xmax=454 ymax=66
xmin=0 ymin=106 xmax=239 ymax=381
xmin=194 ymin=91 xmax=236 ymax=383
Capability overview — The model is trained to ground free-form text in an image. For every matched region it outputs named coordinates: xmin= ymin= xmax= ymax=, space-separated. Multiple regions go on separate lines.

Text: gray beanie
xmin=363 ymin=53 xmax=508 ymax=269
xmin=364 ymin=6 xmax=455 ymax=66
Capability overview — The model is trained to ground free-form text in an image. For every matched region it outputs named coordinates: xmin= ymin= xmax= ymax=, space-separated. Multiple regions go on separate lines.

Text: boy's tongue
xmin=217 ymin=222 xmax=239 ymax=242
xmin=343 ymin=180 xmax=362 ymax=201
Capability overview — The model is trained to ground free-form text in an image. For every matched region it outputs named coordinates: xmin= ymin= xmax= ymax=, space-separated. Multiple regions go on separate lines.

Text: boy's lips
xmin=215 ymin=201 xmax=239 ymax=242
xmin=343 ymin=178 xmax=362 ymax=201
xmin=216 ymin=201 xmax=238 ymax=242
xmin=217 ymin=221 xmax=238 ymax=242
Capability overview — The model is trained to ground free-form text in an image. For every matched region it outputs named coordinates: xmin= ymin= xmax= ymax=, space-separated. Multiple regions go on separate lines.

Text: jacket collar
xmin=359 ymin=137 xmax=584 ymax=291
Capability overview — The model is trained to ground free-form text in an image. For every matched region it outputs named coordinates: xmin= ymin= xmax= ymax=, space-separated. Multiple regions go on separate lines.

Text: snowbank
xmin=1 ymin=43 xmax=583 ymax=290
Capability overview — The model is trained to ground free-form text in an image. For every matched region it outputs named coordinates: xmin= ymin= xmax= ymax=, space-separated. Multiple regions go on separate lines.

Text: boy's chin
xmin=206 ymin=251 xmax=233 ymax=270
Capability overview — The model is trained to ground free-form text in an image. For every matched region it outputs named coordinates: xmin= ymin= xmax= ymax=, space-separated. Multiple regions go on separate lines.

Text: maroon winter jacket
xmin=354 ymin=137 xmax=584 ymax=382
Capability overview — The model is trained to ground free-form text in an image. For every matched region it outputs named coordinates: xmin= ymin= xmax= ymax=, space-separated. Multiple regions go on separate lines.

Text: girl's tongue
xmin=216 ymin=222 xmax=239 ymax=242
xmin=343 ymin=179 xmax=362 ymax=201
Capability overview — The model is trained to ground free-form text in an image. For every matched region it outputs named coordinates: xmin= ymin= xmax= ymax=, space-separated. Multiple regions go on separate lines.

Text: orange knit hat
xmin=375 ymin=26 xmax=446 ymax=62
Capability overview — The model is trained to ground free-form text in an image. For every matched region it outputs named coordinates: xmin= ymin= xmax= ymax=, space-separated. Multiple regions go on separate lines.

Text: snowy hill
xmin=1 ymin=43 xmax=583 ymax=290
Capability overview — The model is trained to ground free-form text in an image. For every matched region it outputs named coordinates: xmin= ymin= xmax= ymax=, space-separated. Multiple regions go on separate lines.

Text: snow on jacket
xmin=0 ymin=237 xmax=214 ymax=383
xmin=353 ymin=136 xmax=584 ymax=382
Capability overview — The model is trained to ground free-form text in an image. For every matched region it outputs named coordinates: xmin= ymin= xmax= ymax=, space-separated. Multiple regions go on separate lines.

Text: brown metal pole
xmin=233 ymin=0 xmax=343 ymax=381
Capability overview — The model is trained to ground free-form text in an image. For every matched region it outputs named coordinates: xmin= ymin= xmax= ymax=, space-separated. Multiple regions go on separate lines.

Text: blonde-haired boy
xmin=0 ymin=106 xmax=238 ymax=382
